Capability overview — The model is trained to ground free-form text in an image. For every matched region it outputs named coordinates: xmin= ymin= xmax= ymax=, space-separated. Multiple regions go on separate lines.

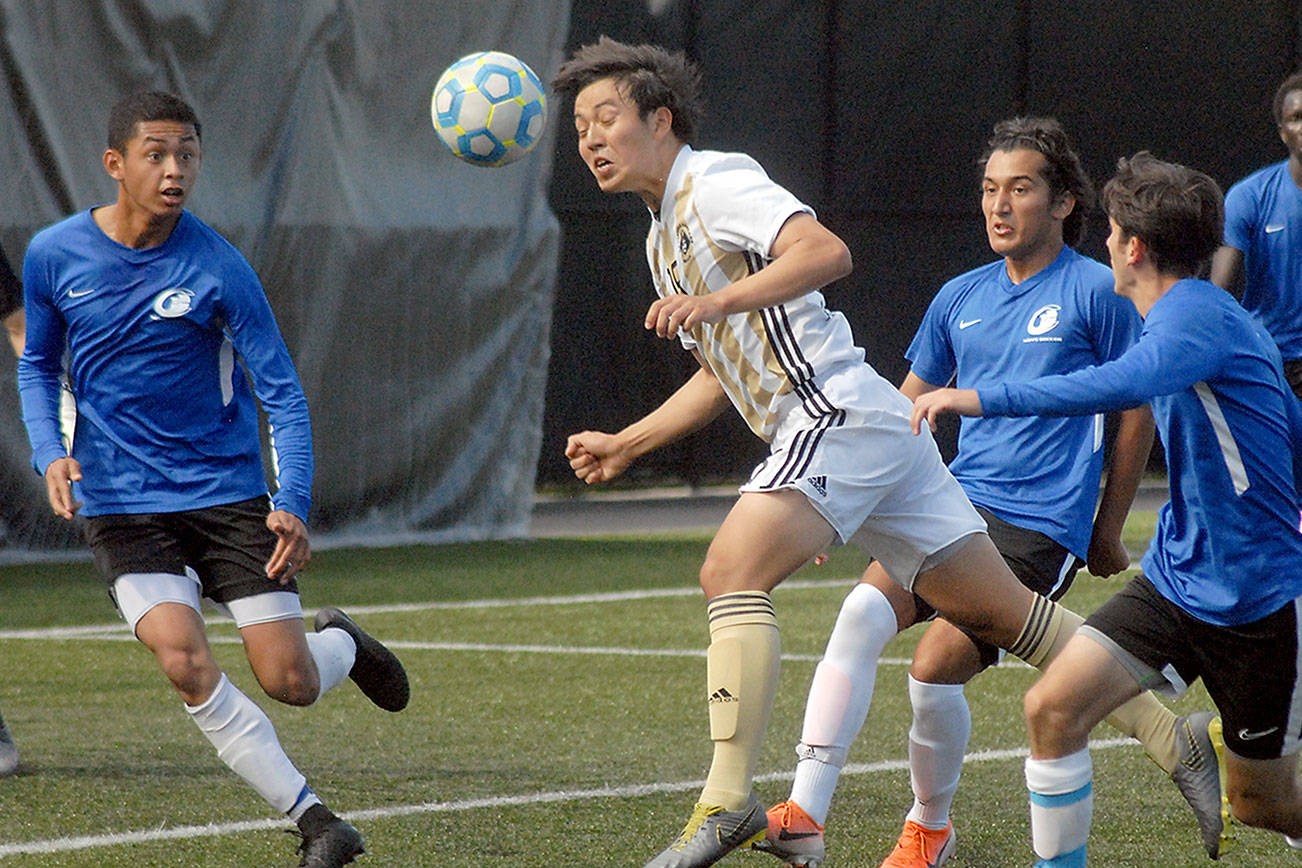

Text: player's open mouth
xmin=593 ymin=158 xmax=612 ymax=172
xmin=161 ymin=187 xmax=185 ymax=204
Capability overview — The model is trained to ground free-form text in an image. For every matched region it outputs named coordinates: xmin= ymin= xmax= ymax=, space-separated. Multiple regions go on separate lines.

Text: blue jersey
xmin=1223 ymin=161 xmax=1302 ymax=360
xmin=981 ymin=279 xmax=1302 ymax=626
xmin=907 ymin=247 xmax=1141 ymax=557
xmin=17 ymin=210 xmax=313 ymax=520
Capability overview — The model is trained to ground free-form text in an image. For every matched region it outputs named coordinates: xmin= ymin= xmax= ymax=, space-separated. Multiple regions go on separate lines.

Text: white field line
xmin=0 ymin=737 xmax=1137 ymax=857
xmin=0 ymin=575 xmax=1046 ymax=670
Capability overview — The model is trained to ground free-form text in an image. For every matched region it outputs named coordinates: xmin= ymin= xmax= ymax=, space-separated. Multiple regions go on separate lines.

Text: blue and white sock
xmin=1025 ymin=748 xmax=1092 ymax=867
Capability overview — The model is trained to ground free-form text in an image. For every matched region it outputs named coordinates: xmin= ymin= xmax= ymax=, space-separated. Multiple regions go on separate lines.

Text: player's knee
xmin=260 ymin=663 xmax=320 ymax=706
xmin=698 ymin=552 xmax=745 ymax=597
xmin=156 ymin=647 xmax=219 ymax=700
xmin=1023 ymin=679 xmax=1081 ymax=743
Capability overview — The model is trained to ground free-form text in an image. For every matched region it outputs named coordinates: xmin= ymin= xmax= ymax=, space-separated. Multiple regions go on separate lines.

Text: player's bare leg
xmin=643 ymin=490 xmax=835 ymax=868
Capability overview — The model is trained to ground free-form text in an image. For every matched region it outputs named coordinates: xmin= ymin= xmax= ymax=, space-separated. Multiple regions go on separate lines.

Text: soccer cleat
xmin=314 ymin=607 xmax=410 ymax=712
xmin=291 ymin=818 xmax=365 ymax=867
xmin=1171 ymin=711 xmax=1235 ymax=859
xmin=879 ymin=820 xmax=955 ymax=868
xmin=753 ymin=799 xmax=826 ymax=867
xmin=642 ymin=796 xmax=768 ymax=867
xmin=0 ymin=712 xmax=17 ymax=777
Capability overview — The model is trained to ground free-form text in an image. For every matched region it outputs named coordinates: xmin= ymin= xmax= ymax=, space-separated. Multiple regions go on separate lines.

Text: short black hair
xmin=980 ymin=117 xmax=1094 ymax=247
xmin=552 ymin=36 xmax=703 ymax=143
xmin=1101 ymin=152 xmax=1223 ymax=278
xmin=107 ymin=91 xmax=201 ymax=153
xmin=1272 ymin=70 xmax=1302 ymax=126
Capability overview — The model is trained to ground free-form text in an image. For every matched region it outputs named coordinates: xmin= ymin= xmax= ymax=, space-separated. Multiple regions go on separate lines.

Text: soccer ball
xmin=431 ymin=51 xmax=547 ymax=167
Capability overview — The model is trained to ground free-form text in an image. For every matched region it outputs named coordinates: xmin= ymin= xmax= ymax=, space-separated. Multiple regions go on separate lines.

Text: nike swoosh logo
xmin=1266 ymin=224 xmax=1286 ymax=233
xmin=1238 ymin=726 xmax=1278 ymax=740
xmin=959 ymin=318 xmax=981 ymax=329
xmin=778 ymin=830 xmax=821 ymax=841
xmin=67 ymin=288 xmax=94 ymax=298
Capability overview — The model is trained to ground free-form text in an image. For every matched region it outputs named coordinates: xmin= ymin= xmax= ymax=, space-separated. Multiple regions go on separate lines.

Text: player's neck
xmin=92 ymin=202 xmax=182 ymax=250
xmin=1003 ymin=240 xmax=1064 ymax=285
xmin=1288 ymin=153 xmax=1302 ymax=190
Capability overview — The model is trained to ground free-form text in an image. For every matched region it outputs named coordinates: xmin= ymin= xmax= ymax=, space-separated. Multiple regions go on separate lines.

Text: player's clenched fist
xmin=565 ymin=430 xmax=631 ymax=484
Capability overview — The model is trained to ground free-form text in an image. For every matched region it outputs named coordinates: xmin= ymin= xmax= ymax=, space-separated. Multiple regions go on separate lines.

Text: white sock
xmin=904 ymin=677 xmax=969 ymax=829
xmin=790 ymin=582 xmax=899 ymax=824
xmin=307 ymin=627 xmax=356 ymax=698
xmin=1025 ymin=748 xmax=1092 ymax=864
xmin=186 ymin=673 xmax=308 ymax=812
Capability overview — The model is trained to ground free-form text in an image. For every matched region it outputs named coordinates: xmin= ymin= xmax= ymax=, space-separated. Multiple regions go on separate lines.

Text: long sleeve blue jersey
xmin=980 ymin=279 xmax=1302 ymax=626
xmin=17 ymin=210 xmax=313 ymax=521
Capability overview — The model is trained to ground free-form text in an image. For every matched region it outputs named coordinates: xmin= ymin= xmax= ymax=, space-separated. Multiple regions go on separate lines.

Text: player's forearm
xmin=615 ymin=367 xmax=730 ymax=460
xmin=1093 ymin=405 xmax=1155 ymax=541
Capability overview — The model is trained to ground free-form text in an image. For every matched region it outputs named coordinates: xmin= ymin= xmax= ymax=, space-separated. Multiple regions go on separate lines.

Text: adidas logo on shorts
xmin=806 ymin=476 xmax=828 ymax=497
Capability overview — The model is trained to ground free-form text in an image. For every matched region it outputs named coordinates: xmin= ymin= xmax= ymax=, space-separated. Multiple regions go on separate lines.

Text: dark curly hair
xmin=980 ymin=117 xmax=1094 ymax=247
xmin=552 ymin=36 xmax=703 ymax=143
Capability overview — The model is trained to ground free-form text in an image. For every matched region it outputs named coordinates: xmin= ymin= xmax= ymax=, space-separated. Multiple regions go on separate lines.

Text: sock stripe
xmin=1008 ymin=595 xmax=1052 ymax=660
xmin=707 ymin=593 xmax=775 ymax=626
xmin=1028 ymin=781 xmax=1092 ymax=808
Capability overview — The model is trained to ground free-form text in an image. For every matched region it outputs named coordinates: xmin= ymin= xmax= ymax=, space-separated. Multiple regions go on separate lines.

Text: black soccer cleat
xmin=314 ymin=607 xmax=410 ymax=712
xmin=292 ymin=817 xmax=365 ymax=867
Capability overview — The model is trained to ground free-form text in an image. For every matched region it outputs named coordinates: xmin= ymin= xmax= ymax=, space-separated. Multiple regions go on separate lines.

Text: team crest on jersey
xmin=677 ymin=224 xmax=692 ymax=255
xmin=150 ymin=288 xmax=194 ymax=320
xmin=1026 ymin=304 xmax=1061 ymax=335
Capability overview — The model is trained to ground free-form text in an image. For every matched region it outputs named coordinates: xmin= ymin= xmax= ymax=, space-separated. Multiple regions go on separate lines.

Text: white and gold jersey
xmin=647 ymin=146 xmax=875 ymax=442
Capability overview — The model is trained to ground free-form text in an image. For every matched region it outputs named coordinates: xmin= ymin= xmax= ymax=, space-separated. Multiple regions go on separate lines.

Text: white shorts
xmin=740 ymin=366 xmax=985 ymax=588
xmin=112 ymin=569 xmax=303 ymax=635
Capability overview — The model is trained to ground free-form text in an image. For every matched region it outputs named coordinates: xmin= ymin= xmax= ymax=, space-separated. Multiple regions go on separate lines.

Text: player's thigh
xmin=701 ymin=489 xmax=836 ymax=598
xmin=232 ymin=594 xmax=316 ymax=700
xmin=912 ymin=533 xmax=1035 ymax=650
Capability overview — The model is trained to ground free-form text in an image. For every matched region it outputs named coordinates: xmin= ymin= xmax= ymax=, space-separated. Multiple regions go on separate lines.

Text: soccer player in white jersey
xmin=759 ymin=119 xmax=1226 ymax=868
xmin=1211 ymin=70 xmax=1302 ymax=399
xmin=553 ymin=39 xmax=1207 ymax=868
xmin=17 ymin=91 xmax=409 ymax=867
xmin=913 ymin=153 xmax=1302 ymax=865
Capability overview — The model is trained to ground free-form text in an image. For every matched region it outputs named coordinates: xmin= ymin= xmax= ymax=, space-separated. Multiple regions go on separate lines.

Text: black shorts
xmin=1083 ymin=574 xmax=1302 ymax=759
xmin=1284 ymin=358 xmax=1302 ymax=402
xmin=84 ymin=496 xmax=298 ymax=605
xmin=914 ymin=506 xmax=1082 ymax=667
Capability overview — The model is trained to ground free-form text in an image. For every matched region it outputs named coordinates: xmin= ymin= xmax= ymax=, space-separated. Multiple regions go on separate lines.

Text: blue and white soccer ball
xmin=431 ymin=51 xmax=547 ymax=167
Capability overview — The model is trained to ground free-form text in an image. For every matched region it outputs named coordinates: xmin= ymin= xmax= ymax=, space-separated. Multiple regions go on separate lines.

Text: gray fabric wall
xmin=0 ymin=0 xmax=571 ymax=554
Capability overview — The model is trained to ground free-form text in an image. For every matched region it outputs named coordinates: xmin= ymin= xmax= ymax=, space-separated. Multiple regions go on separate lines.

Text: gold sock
xmin=699 ymin=591 xmax=780 ymax=811
xmin=1008 ymin=595 xmax=1177 ymax=773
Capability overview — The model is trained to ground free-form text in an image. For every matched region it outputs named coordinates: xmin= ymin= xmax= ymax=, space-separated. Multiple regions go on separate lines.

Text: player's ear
xmin=1052 ymin=193 xmax=1076 ymax=221
xmin=1126 ymin=234 xmax=1145 ymax=266
xmin=102 ymin=148 xmax=125 ymax=181
xmin=652 ymin=105 xmax=673 ymax=138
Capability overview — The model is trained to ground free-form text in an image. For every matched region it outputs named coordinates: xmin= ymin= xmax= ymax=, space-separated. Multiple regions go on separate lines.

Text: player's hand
xmin=265 ymin=510 xmax=310 ymax=584
xmin=909 ymin=388 xmax=983 ymax=434
xmin=565 ymin=430 xmax=631 ymax=484
xmin=43 ymin=457 xmax=83 ymax=519
xmin=1086 ymin=534 xmax=1130 ymax=578
xmin=645 ymin=294 xmax=724 ymax=339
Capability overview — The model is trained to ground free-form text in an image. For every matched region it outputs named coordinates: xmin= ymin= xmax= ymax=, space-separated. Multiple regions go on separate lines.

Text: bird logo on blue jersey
xmin=150 ymin=288 xmax=194 ymax=320
xmin=1027 ymin=304 xmax=1061 ymax=336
